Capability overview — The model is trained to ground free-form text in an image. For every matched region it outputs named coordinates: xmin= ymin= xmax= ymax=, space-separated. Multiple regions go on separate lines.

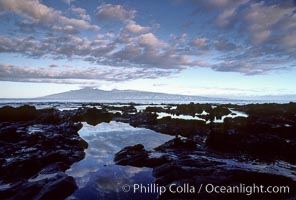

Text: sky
xmin=0 ymin=0 xmax=296 ymax=98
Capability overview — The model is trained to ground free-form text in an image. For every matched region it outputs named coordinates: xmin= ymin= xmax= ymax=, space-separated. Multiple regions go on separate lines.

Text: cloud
xmin=189 ymin=0 xmax=296 ymax=74
xmin=116 ymin=32 xmax=134 ymax=44
xmin=215 ymin=0 xmax=249 ymax=28
xmin=51 ymin=25 xmax=79 ymax=34
xmin=214 ymin=39 xmax=237 ymax=51
xmin=0 ymin=36 xmax=15 ymax=52
xmin=0 ymin=34 xmax=116 ymax=59
xmin=242 ymin=1 xmax=296 ymax=46
xmin=0 ymin=0 xmax=295 ymax=77
xmin=0 ymin=63 xmax=176 ymax=83
xmin=190 ymin=37 xmax=208 ymax=48
xmin=112 ymin=47 xmax=192 ymax=69
xmin=0 ymin=26 xmax=289 ymax=75
xmin=153 ymin=83 xmax=167 ymax=87
xmin=0 ymin=29 xmax=197 ymax=70
xmin=0 ymin=0 xmax=99 ymax=31
xmin=96 ymin=4 xmax=136 ymax=22
xmin=192 ymin=0 xmax=249 ymax=28
xmin=138 ymin=33 xmax=168 ymax=49
xmin=124 ymin=21 xmax=150 ymax=34
xmin=49 ymin=64 xmax=59 ymax=68
xmin=111 ymin=32 xmax=195 ymax=69
xmin=70 ymin=6 xmax=91 ymax=21
xmin=61 ymin=0 xmax=74 ymax=5
xmin=212 ymin=60 xmax=288 ymax=75
xmin=197 ymin=0 xmax=296 ymax=51
xmin=188 ymin=37 xmax=210 ymax=52
xmin=169 ymin=33 xmax=187 ymax=44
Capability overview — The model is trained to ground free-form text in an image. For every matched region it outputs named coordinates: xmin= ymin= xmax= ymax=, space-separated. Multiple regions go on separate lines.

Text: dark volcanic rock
xmin=105 ymin=104 xmax=137 ymax=114
xmin=118 ymin=111 xmax=207 ymax=138
xmin=71 ymin=107 xmax=112 ymax=126
xmin=116 ymin=143 xmax=296 ymax=200
xmin=0 ymin=126 xmax=21 ymax=143
xmin=114 ymin=144 xmax=149 ymax=167
xmin=129 ymin=112 xmax=158 ymax=126
xmin=156 ymin=163 xmax=296 ymax=200
xmin=206 ymin=107 xmax=296 ymax=163
xmin=3 ymin=102 xmax=296 ymax=200
xmin=154 ymin=117 xmax=207 ymax=137
xmin=114 ymin=103 xmax=296 ymax=200
xmin=114 ymin=144 xmax=168 ymax=167
xmin=144 ymin=106 xmax=167 ymax=113
xmin=174 ymin=103 xmax=212 ymax=116
xmin=155 ymin=137 xmax=196 ymax=151
xmin=0 ymin=172 xmax=77 ymax=200
xmin=0 ymin=106 xmax=90 ymax=200
xmin=0 ymin=105 xmax=39 ymax=122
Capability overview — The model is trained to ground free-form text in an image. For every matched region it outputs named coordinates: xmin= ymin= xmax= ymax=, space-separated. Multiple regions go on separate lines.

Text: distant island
xmin=37 ymin=88 xmax=225 ymax=101
xmin=35 ymin=88 xmax=296 ymax=102
xmin=0 ymin=88 xmax=295 ymax=103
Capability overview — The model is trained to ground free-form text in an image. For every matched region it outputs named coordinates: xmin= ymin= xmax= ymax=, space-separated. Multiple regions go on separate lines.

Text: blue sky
xmin=0 ymin=0 xmax=295 ymax=98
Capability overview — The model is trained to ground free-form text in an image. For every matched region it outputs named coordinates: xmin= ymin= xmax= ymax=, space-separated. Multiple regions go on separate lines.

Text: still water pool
xmin=66 ymin=121 xmax=173 ymax=200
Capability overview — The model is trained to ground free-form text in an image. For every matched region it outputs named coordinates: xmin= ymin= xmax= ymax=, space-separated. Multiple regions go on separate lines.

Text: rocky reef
xmin=0 ymin=105 xmax=112 ymax=200
xmin=1 ymin=102 xmax=296 ymax=199
xmin=114 ymin=102 xmax=296 ymax=199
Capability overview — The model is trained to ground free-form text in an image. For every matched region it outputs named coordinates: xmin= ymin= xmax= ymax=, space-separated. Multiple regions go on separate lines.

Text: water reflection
xmin=66 ymin=121 xmax=173 ymax=200
xmin=156 ymin=108 xmax=248 ymax=123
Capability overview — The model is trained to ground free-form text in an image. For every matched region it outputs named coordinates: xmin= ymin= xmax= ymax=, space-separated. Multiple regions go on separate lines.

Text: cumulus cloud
xmin=0 ymin=0 xmax=99 ymax=31
xmin=111 ymin=32 xmax=195 ymax=69
xmin=70 ymin=6 xmax=91 ymax=21
xmin=0 ymin=29 xmax=197 ymax=70
xmin=124 ymin=21 xmax=150 ymax=34
xmin=0 ymin=0 xmax=295 ymax=77
xmin=96 ymin=4 xmax=136 ymax=22
xmin=138 ymin=33 xmax=168 ymax=49
xmin=51 ymin=25 xmax=79 ymax=34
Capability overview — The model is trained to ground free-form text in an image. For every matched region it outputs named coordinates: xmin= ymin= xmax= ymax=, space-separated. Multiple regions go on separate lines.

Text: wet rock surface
xmin=114 ymin=102 xmax=296 ymax=199
xmin=115 ymin=137 xmax=296 ymax=199
xmin=2 ymin=102 xmax=296 ymax=199
xmin=0 ymin=105 xmax=113 ymax=200
xmin=114 ymin=144 xmax=168 ymax=168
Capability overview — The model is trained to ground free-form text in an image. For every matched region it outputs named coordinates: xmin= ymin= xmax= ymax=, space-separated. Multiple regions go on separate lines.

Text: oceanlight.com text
xmin=122 ymin=183 xmax=290 ymax=196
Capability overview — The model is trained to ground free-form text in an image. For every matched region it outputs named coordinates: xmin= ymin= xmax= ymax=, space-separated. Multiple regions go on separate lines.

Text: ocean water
xmin=0 ymin=98 xmax=293 ymax=107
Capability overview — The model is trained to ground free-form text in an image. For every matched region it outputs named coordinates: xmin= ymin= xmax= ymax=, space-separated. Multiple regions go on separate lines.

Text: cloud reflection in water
xmin=66 ymin=121 xmax=173 ymax=199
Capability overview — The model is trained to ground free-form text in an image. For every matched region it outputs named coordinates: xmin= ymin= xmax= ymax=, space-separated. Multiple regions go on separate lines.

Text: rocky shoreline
xmin=0 ymin=105 xmax=112 ymax=199
xmin=0 ymin=102 xmax=296 ymax=199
